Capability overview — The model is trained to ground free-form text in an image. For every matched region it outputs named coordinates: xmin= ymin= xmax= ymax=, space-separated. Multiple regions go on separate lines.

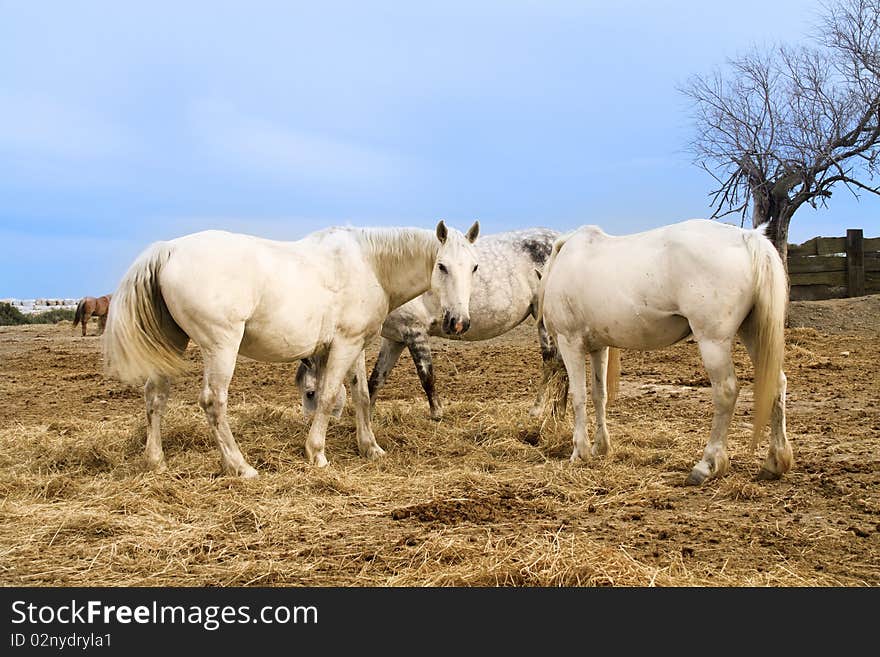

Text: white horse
xmin=295 ymin=227 xmax=575 ymax=421
xmin=538 ymin=219 xmax=792 ymax=485
xmin=103 ymin=221 xmax=480 ymax=477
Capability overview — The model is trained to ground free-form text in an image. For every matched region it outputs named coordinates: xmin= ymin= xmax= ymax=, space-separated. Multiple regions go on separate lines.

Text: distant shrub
xmin=0 ymin=302 xmax=75 ymax=326
xmin=0 ymin=302 xmax=30 ymax=326
xmin=30 ymin=308 xmax=76 ymax=324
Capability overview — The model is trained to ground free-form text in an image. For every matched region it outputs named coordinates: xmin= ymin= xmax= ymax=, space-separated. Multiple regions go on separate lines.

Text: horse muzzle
xmin=442 ymin=312 xmax=470 ymax=336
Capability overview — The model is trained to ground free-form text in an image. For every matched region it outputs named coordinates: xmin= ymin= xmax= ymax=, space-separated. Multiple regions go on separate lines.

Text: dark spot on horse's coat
xmin=520 ymin=239 xmax=553 ymax=265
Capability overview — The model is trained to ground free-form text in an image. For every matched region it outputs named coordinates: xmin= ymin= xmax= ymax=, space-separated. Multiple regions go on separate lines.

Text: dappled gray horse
xmin=297 ymin=227 xmax=568 ymax=421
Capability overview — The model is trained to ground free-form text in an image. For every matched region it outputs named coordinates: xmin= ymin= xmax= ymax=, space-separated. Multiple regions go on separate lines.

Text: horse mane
xmin=352 ymin=227 xmax=438 ymax=283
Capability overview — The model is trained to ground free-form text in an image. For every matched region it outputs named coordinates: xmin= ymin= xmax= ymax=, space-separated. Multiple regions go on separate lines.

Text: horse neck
xmin=356 ymin=228 xmax=438 ymax=310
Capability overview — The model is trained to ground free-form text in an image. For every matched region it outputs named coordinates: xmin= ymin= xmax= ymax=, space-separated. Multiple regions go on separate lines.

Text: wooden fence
xmin=788 ymin=228 xmax=880 ymax=300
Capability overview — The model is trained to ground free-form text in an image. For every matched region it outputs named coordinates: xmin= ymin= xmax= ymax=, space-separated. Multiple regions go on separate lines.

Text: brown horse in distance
xmin=73 ymin=295 xmax=112 ymax=336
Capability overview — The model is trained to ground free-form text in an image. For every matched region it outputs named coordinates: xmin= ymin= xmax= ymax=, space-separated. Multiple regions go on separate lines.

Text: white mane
xmin=353 ymin=227 xmax=439 ymax=284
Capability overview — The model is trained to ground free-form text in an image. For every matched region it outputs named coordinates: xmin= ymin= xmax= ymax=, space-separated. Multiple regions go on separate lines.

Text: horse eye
xmin=473 ymin=264 xmax=479 ymax=273
xmin=306 ymin=391 xmax=315 ymax=399
xmin=438 ymin=263 xmax=447 ymax=273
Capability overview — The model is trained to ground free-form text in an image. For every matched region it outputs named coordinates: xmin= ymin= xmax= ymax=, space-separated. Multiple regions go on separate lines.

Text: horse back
xmin=543 ymin=220 xmax=756 ymax=347
xmin=161 ymin=230 xmax=384 ymax=360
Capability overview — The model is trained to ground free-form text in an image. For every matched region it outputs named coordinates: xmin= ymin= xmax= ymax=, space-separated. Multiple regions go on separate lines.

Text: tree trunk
xmin=751 ymin=193 xmax=794 ymax=324
xmin=750 ymin=189 xmax=792 ymax=270
xmin=763 ymin=213 xmax=791 ymax=270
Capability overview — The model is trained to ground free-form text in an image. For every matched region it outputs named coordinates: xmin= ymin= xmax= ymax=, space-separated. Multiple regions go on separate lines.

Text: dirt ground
xmin=0 ymin=295 xmax=878 ymax=586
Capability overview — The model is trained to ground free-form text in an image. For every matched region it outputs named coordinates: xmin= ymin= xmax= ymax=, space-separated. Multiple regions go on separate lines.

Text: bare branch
xmin=681 ymin=0 xmax=880 ymax=250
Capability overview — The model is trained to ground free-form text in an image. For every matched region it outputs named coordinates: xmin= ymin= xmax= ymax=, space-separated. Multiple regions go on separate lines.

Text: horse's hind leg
xmin=349 ymin=350 xmax=385 ymax=459
xmin=555 ymin=333 xmax=590 ymax=463
xmin=406 ymin=333 xmax=442 ymax=421
xmin=82 ymin=312 xmax=91 ymax=337
xmin=144 ymin=375 xmax=172 ymax=471
xmin=688 ymin=338 xmax=737 ymax=485
xmin=738 ymin=322 xmax=792 ymax=480
xmin=367 ymin=338 xmax=405 ymax=411
xmin=588 ymin=347 xmax=612 ymax=457
xmin=530 ymin=318 xmax=569 ymax=418
xmin=199 ymin=342 xmax=258 ymax=478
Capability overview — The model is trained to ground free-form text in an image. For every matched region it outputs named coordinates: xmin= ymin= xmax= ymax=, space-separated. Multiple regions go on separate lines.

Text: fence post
xmin=846 ymin=228 xmax=865 ymax=297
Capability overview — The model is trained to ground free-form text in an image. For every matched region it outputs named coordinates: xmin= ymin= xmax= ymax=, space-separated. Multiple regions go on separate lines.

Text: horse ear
xmin=466 ymin=220 xmax=480 ymax=243
xmin=435 ymin=220 xmax=448 ymax=244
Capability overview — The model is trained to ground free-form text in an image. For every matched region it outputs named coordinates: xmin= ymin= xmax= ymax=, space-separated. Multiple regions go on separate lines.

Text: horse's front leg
xmin=555 ymin=333 xmax=590 ymax=463
xmin=305 ymin=340 xmax=364 ymax=467
xmin=349 ymin=349 xmax=385 ymax=459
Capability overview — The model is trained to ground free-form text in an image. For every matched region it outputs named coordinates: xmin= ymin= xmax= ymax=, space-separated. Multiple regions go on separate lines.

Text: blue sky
xmin=2 ymin=0 xmax=879 ymax=297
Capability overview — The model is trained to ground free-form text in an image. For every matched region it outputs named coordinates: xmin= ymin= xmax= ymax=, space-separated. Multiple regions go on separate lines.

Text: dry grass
xmin=1 ymin=316 xmax=878 ymax=587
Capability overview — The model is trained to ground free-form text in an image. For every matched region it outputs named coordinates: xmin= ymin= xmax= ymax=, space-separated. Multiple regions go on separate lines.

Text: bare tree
xmin=682 ymin=0 xmax=880 ymax=267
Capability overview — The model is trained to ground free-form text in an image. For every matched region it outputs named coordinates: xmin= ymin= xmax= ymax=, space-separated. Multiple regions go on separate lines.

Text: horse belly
xmin=460 ymin=273 xmax=533 ymax=340
xmin=461 ymin=311 xmax=528 ymax=341
xmin=238 ymin=326 xmax=315 ymax=362
xmin=239 ymin=297 xmax=333 ymax=362
xmin=546 ymin=255 xmax=690 ymax=351
xmin=583 ymin=308 xmax=691 ymax=350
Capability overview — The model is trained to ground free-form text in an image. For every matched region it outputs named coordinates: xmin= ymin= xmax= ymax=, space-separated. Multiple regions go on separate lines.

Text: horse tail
xmin=744 ymin=226 xmax=788 ymax=450
xmin=72 ymin=299 xmax=85 ymax=329
xmin=103 ymin=242 xmax=189 ymax=385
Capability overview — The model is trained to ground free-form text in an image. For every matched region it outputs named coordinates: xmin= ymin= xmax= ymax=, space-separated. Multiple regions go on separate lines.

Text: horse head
xmin=432 ymin=219 xmax=480 ymax=336
xmin=295 ymin=358 xmax=347 ymax=421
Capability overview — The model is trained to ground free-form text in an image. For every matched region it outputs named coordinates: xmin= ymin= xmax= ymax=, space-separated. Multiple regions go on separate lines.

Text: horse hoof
xmin=685 ymin=472 xmax=704 ymax=486
xmin=685 ymin=469 xmax=707 ymax=486
xmin=145 ymin=458 xmax=167 ymax=473
xmin=569 ymin=450 xmax=588 ymax=465
xmin=362 ymin=445 xmax=386 ymax=460
xmin=755 ymin=468 xmax=781 ymax=481
xmin=430 ymin=409 xmax=443 ymax=422
xmin=239 ymin=466 xmax=259 ymax=479
xmin=591 ymin=444 xmax=611 ymax=458
xmin=311 ymin=453 xmax=329 ymax=468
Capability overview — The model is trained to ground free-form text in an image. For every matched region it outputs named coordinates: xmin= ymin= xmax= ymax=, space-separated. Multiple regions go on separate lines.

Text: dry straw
xmin=1 ymin=319 xmax=877 ymax=587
